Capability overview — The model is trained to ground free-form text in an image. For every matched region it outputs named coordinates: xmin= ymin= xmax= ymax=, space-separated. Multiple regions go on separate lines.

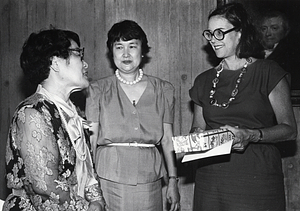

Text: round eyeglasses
xmin=68 ymin=48 xmax=85 ymax=60
xmin=202 ymin=27 xmax=238 ymax=41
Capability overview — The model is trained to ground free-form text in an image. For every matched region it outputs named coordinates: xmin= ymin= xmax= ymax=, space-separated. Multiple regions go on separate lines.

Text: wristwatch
xmin=169 ymin=176 xmax=179 ymax=182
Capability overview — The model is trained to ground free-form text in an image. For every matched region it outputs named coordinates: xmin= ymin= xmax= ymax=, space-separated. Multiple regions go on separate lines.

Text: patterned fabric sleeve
xmin=19 ymin=108 xmax=73 ymax=201
xmin=5 ymin=101 xmax=90 ymax=210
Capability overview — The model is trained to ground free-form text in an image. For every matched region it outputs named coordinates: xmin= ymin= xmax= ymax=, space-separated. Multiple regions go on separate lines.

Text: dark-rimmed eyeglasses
xmin=68 ymin=48 xmax=85 ymax=60
xmin=202 ymin=27 xmax=238 ymax=41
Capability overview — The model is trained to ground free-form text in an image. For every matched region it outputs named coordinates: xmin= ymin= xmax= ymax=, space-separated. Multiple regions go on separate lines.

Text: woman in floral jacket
xmin=4 ymin=28 xmax=105 ymax=211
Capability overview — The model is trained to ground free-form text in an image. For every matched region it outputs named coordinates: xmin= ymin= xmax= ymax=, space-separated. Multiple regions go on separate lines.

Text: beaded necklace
xmin=209 ymin=58 xmax=251 ymax=109
xmin=115 ymin=69 xmax=143 ymax=85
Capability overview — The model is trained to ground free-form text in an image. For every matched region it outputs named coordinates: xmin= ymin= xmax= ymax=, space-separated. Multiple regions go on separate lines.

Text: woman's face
xmin=113 ymin=39 xmax=142 ymax=73
xmin=207 ymin=15 xmax=241 ymax=59
xmin=58 ymin=40 xmax=89 ymax=91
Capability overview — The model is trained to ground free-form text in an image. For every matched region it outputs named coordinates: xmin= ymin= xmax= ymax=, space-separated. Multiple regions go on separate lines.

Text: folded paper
xmin=172 ymin=128 xmax=234 ymax=153
xmin=182 ymin=140 xmax=233 ymax=162
xmin=172 ymin=129 xmax=234 ymax=162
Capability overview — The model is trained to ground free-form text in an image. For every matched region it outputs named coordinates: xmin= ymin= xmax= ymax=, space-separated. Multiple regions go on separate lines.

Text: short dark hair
xmin=209 ymin=3 xmax=264 ymax=59
xmin=106 ymin=20 xmax=151 ymax=68
xmin=20 ymin=28 xmax=80 ymax=85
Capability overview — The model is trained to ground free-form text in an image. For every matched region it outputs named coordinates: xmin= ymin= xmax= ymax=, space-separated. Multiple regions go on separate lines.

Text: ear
xmin=50 ymin=56 xmax=59 ymax=72
xmin=238 ymin=29 xmax=242 ymax=40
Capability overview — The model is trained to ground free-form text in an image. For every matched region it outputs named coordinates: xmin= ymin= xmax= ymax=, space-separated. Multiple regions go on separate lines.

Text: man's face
xmin=260 ymin=17 xmax=286 ymax=49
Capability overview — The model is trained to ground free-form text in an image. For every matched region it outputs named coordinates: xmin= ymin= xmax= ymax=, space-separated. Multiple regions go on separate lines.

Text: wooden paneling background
xmin=0 ymin=0 xmax=215 ymax=210
xmin=1 ymin=0 xmax=300 ymax=210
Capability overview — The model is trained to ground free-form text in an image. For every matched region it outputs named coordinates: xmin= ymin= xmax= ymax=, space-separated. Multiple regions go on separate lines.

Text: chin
xmin=82 ymin=82 xmax=89 ymax=89
xmin=263 ymin=41 xmax=275 ymax=48
xmin=77 ymin=81 xmax=89 ymax=90
xmin=214 ymin=52 xmax=224 ymax=58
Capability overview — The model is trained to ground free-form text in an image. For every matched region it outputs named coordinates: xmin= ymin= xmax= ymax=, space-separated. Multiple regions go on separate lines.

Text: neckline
xmin=209 ymin=58 xmax=251 ymax=109
xmin=117 ymin=74 xmax=148 ymax=107
xmin=222 ymin=58 xmax=256 ymax=71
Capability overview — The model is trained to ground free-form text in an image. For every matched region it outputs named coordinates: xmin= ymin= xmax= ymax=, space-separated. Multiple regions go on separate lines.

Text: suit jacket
xmin=266 ymin=35 xmax=300 ymax=90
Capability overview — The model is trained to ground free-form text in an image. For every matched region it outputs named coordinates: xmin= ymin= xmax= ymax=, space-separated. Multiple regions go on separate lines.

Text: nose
xmin=123 ymin=47 xmax=130 ymax=58
xmin=210 ymin=36 xmax=217 ymax=43
xmin=82 ymin=60 xmax=88 ymax=69
xmin=265 ymin=28 xmax=272 ymax=36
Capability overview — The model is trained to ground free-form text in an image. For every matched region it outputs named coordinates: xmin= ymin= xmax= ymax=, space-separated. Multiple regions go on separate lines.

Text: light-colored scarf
xmin=36 ymin=85 xmax=97 ymax=198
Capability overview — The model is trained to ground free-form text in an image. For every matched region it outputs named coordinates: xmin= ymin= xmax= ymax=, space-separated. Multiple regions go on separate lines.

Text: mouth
xmin=265 ymin=38 xmax=275 ymax=42
xmin=83 ymin=71 xmax=88 ymax=78
xmin=122 ymin=60 xmax=132 ymax=65
xmin=213 ymin=44 xmax=223 ymax=50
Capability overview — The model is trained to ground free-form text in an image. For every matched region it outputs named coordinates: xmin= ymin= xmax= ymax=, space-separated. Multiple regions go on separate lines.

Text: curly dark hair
xmin=106 ymin=20 xmax=151 ymax=68
xmin=209 ymin=2 xmax=264 ymax=59
xmin=20 ymin=29 xmax=81 ymax=85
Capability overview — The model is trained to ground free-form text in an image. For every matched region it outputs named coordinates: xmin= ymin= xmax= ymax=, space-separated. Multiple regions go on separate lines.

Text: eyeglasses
xmin=202 ymin=27 xmax=238 ymax=41
xmin=68 ymin=48 xmax=85 ymax=60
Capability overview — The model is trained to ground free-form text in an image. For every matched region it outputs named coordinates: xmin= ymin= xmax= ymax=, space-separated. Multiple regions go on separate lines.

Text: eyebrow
xmin=115 ymin=40 xmax=139 ymax=44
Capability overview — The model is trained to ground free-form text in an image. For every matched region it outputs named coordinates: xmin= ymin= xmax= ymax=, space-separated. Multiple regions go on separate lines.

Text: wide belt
xmin=106 ymin=143 xmax=155 ymax=147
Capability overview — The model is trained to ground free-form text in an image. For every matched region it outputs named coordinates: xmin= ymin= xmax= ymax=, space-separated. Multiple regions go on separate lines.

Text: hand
xmin=23 ymin=179 xmax=35 ymax=196
xmin=220 ymin=125 xmax=251 ymax=152
xmin=87 ymin=200 xmax=106 ymax=211
xmin=190 ymin=127 xmax=204 ymax=134
xmin=166 ymin=179 xmax=181 ymax=211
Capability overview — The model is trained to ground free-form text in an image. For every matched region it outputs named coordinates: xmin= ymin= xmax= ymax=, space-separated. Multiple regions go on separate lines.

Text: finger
xmin=169 ymin=202 xmax=176 ymax=211
xmin=233 ymin=136 xmax=240 ymax=145
xmin=232 ymin=143 xmax=245 ymax=151
xmin=176 ymin=203 xmax=181 ymax=211
xmin=233 ymin=143 xmax=243 ymax=149
xmin=233 ymin=141 xmax=242 ymax=146
xmin=167 ymin=196 xmax=172 ymax=204
xmin=220 ymin=125 xmax=229 ymax=130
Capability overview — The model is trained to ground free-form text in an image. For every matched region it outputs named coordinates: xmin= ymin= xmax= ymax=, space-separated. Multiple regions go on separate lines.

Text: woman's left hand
xmin=166 ymin=178 xmax=181 ymax=211
xmin=220 ymin=125 xmax=254 ymax=152
xmin=87 ymin=200 xmax=106 ymax=211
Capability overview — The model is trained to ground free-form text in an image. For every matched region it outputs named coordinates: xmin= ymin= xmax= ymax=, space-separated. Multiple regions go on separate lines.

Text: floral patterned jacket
xmin=4 ymin=93 xmax=101 ymax=211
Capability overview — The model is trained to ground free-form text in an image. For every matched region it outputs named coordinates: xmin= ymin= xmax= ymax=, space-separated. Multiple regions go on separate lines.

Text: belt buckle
xmin=129 ymin=142 xmax=138 ymax=147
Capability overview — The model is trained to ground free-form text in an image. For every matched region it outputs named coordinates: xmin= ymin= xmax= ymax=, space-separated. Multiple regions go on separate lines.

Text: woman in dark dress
xmin=189 ymin=3 xmax=297 ymax=211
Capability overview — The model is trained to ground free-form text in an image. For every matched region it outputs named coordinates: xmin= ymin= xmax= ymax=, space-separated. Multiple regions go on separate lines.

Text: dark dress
xmin=189 ymin=59 xmax=287 ymax=211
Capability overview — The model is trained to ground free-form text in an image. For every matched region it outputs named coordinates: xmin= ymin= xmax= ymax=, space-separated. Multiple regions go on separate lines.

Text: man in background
xmin=258 ymin=10 xmax=300 ymax=90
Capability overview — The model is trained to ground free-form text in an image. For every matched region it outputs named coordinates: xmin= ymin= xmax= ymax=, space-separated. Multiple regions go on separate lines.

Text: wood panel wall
xmin=1 ymin=0 xmax=300 ymax=210
xmin=0 ymin=0 xmax=216 ymax=210
xmin=283 ymin=107 xmax=300 ymax=211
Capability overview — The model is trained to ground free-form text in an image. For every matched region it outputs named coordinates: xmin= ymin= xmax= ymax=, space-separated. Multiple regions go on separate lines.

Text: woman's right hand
xmin=166 ymin=178 xmax=180 ymax=211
